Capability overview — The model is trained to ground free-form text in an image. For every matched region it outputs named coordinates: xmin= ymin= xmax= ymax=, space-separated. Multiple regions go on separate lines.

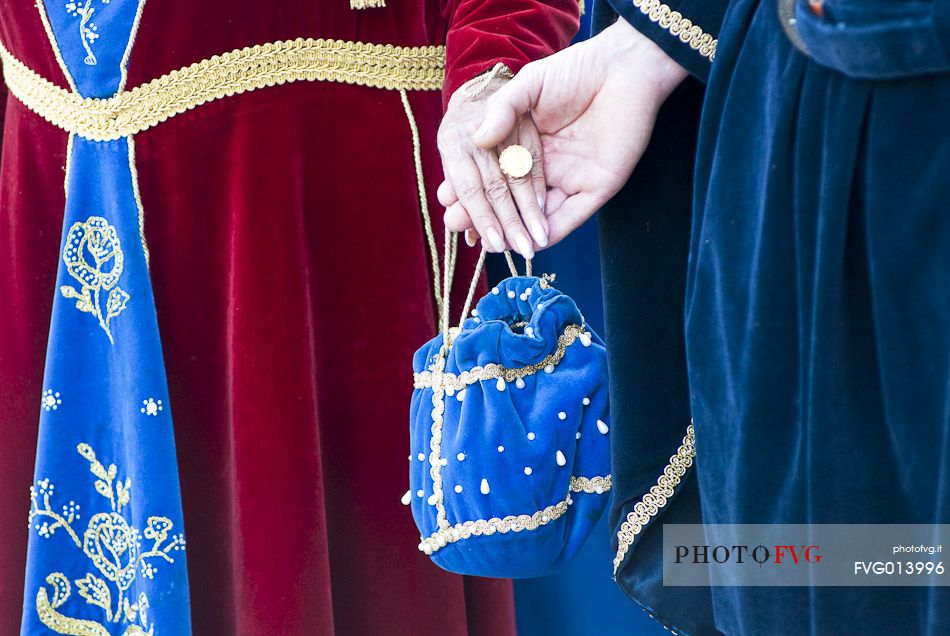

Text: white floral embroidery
xmin=42 ymin=389 xmax=62 ymax=412
xmin=140 ymin=398 xmax=163 ymax=416
xmin=63 ymin=0 xmax=113 ymax=66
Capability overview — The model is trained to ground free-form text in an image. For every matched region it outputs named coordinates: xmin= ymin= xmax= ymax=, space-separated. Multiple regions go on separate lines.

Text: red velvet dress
xmin=0 ymin=2 xmax=578 ymax=634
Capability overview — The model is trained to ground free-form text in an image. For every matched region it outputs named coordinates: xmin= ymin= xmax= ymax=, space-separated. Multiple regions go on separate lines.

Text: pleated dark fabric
xmin=600 ymin=0 xmax=950 ymax=633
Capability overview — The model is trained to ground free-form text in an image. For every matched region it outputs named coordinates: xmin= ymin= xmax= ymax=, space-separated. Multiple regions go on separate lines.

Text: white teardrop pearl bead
xmin=516 ymin=378 xmax=526 ymax=389
xmin=597 ymin=420 xmax=610 ymax=435
xmin=427 ymin=493 xmax=439 ymax=506
xmin=401 ymin=490 xmax=412 ymax=505
xmin=556 ymin=450 xmax=567 ymax=467
xmin=496 ymin=377 xmax=506 ymax=391
xmin=480 ymin=478 xmax=490 ymax=494
xmin=544 ymin=364 xmax=554 ymax=374
xmin=456 ymin=389 xmax=466 ymax=402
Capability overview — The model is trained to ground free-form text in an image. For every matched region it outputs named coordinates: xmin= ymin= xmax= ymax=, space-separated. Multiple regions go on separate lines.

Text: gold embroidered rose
xmin=60 ymin=215 xmax=130 ymax=344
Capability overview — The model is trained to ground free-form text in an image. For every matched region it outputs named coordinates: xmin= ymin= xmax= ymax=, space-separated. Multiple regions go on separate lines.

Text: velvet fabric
xmin=410 ymin=276 xmax=611 ymax=578
xmin=0 ymin=1 xmax=579 ymax=634
xmin=600 ymin=0 xmax=950 ymax=633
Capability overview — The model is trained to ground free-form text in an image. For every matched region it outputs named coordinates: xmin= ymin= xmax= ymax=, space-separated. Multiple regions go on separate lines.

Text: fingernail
xmin=530 ymin=221 xmax=549 ymax=247
xmin=485 ymin=227 xmax=505 ymax=252
xmin=515 ymin=234 xmax=535 ymax=260
xmin=537 ymin=195 xmax=546 ymax=214
xmin=465 ymin=229 xmax=477 ymax=247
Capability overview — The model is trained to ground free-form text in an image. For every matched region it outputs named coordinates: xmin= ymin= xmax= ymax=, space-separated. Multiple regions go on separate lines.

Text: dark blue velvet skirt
xmin=693 ymin=0 xmax=950 ymax=632
xmin=606 ymin=0 xmax=950 ymax=633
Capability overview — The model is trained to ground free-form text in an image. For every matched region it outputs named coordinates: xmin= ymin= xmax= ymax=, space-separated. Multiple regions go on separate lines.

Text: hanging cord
xmin=440 ymin=243 xmax=535 ymax=347
xmin=400 ymin=88 xmax=445 ymax=321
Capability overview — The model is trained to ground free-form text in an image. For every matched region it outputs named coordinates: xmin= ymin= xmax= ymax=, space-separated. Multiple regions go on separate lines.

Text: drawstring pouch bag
xmin=408 ymin=244 xmax=611 ymax=578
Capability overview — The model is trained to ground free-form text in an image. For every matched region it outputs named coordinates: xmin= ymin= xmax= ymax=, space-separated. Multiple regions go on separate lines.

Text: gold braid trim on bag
xmin=418 ymin=475 xmax=612 ymax=555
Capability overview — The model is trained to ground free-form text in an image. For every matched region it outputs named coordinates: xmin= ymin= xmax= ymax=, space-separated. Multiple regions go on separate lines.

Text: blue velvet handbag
xmin=408 ymin=251 xmax=611 ymax=578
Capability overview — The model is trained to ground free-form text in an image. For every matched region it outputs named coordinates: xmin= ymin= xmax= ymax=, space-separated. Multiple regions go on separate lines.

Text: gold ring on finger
xmin=499 ymin=144 xmax=533 ymax=179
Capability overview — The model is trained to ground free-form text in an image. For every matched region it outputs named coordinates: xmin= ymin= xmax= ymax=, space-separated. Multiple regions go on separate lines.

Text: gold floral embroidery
xmin=418 ymin=474 xmax=611 ymax=555
xmin=29 ymin=443 xmax=184 ymax=635
xmin=60 ymin=216 xmax=129 ymax=344
xmin=612 ymin=425 xmax=695 ymax=575
xmin=413 ymin=324 xmax=586 ymax=391
xmin=0 ymin=38 xmax=446 ymax=141
xmin=631 ymin=0 xmax=718 ymax=61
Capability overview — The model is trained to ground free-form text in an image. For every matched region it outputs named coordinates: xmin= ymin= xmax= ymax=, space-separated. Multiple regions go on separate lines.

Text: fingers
xmin=504 ymin=120 xmax=549 ymax=247
xmin=473 ymin=63 xmax=542 ymax=149
xmin=437 ymin=180 xmax=458 ymax=207
xmin=544 ymin=191 xmax=604 ymax=247
xmin=443 ymin=201 xmax=470 ymax=232
xmin=441 ymin=152 xmax=508 ymax=253
xmin=472 ymin=150 xmax=535 ymax=259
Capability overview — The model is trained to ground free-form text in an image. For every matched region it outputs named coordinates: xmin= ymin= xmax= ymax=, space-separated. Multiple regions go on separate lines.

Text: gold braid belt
xmin=0 ymin=38 xmax=446 ymax=142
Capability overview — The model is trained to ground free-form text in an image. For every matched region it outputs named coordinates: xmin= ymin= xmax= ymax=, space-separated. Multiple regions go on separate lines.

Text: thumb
xmin=472 ymin=64 xmax=542 ymax=149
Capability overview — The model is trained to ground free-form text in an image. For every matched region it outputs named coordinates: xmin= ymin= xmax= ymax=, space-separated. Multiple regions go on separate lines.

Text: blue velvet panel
xmin=21 ymin=2 xmax=191 ymax=634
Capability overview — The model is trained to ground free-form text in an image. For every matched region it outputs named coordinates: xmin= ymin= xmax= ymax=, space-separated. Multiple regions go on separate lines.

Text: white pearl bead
xmin=418 ymin=453 xmax=425 ymax=461
xmin=544 ymin=364 xmax=555 ymax=374
xmin=516 ymin=378 xmax=525 ymax=389
xmin=427 ymin=493 xmax=439 ymax=506
xmin=480 ymin=478 xmax=490 ymax=494
xmin=417 ymin=489 xmax=424 ymax=498
xmin=576 ymin=431 xmax=582 ymax=439
xmin=525 ymin=287 xmax=532 ymax=296
xmin=527 ymin=432 xmax=536 ymax=441
xmin=440 ymin=458 xmax=448 ymax=466
xmin=456 ymin=389 xmax=466 ymax=402
xmin=445 ymin=387 xmax=455 ymax=397
xmin=524 ymin=467 xmax=533 ymax=476
xmin=507 ymin=290 xmax=516 ymax=299
xmin=492 ymin=287 xmax=500 ymax=295
xmin=497 ymin=445 xmax=505 ymax=452
xmin=496 ymin=377 xmax=506 ymax=391
xmin=519 ymin=292 xmax=527 ymax=301
xmin=525 ymin=326 xmax=534 ymax=337
xmin=457 ymin=452 xmax=466 ymax=461
xmin=597 ymin=420 xmax=610 ymax=435
xmin=401 ymin=490 xmax=412 ymax=505
xmin=579 ymin=333 xmax=592 ymax=347
xmin=556 ymin=450 xmax=567 ymax=466
xmin=472 ymin=309 xmax=479 ymax=316
xmin=582 ymin=397 xmax=590 ymax=406
xmin=558 ymin=411 xmax=567 ymax=420
xmin=455 ymin=485 xmax=463 ymax=493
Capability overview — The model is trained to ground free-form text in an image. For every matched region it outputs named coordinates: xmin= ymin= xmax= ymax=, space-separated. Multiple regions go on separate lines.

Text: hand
xmin=451 ymin=19 xmax=688 ymax=248
xmin=437 ymin=68 xmax=550 ymax=259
